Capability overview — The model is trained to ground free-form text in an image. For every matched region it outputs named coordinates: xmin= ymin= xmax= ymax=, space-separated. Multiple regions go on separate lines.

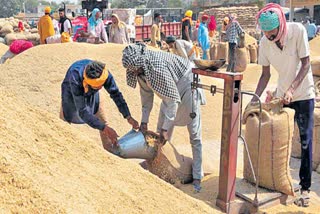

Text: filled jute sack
xmin=216 ymin=42 xmax=228 ymax=61
xmin=146 ymin=142 xmax=193 ymax=184
xmin=30 ymin=28 xmax=39 ymax=34
xmin=314 ymin=76 xmax=320 ymax=108
xmin=210 ymin=43 xmax=217 ymax=60
xmin=311 ymin=57 xmax=320 ymax=77
xmin=243 ymin=100 xmax=295 ymax=196
xmin=248 ymin=44 xmax=257 ymax=63
xmin=0 ymin=24 xmax=13 ymax=37
xmin=5 ymin=33 xmax=17 ymax=45
xmin=291 ymin=108 xmax=320 ymax=171
xmin=234 ymin=47 xmax=248 ymax=72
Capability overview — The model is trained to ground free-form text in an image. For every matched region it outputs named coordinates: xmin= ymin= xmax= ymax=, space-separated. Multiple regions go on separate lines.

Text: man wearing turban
xmin=38 ymin=6 xmax=55 ymax=44
xmin=252 ymin=3 xmax=315 ymax=207
xmin=60 ymin=60 xmax=139 ymax=152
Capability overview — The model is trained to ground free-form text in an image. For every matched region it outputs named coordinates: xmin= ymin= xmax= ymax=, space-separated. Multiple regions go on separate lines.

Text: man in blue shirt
xmin=198 ymin=15 xmax=210 ymax=60
xmin=61 ymin=59 xmax=139 ymax=151
xmin=307 ymin=19 xmax=317 ymax=41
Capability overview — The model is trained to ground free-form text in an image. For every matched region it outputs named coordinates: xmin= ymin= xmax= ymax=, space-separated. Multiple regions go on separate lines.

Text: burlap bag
xmin=146 ymin=142 xmax=193 ymax=184
xmin=15 ymin=33 xmax=27 ymax=41
xmin=5 ymin=33 xmax=17 ymax=45
xmin=216 ymin=42 xmax=228 ymax=61
xmin=210 ymin=43 xmax=217 ymax=60
xmin=249 ymin=44 xmax=257 ymax=63
xmin=234 ymin=47 xmax=248 ymax=72
xmin=311 ymin=57 xmax=320 ymax=77
xmin=243 ymin=100 xmax=295 ymax=196
xmin=30 ymin=28 xmax=39 ymax=34
xmin=0 ymin=24 xmax=13 ymax=37
xmin=291 ymin=108 xmax=320 ymax=171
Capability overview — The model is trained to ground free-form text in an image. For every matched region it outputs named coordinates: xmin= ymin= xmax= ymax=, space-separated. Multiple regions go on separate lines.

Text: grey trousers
xmin=156 ymin=90 xmax=203 ymax=180
xmin=227 ymin=42 xmax=237 ymax=72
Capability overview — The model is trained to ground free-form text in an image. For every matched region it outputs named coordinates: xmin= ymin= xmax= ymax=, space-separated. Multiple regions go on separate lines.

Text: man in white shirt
xmin=253 ymin=4 xmax=315 ymax=207
xmin=127 ymin=22 xmax=136 ymax=43
xmin=59 ymin=8 xmax=72 ymax=35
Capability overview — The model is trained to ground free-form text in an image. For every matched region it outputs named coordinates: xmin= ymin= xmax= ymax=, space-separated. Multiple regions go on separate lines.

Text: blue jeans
xmin=285 ymin=99 xmax=314 ymax=190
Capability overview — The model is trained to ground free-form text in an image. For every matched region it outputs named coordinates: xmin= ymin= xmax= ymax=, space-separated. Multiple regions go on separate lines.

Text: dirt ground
xmin=0 ymin=42 xmax=319 ymax=213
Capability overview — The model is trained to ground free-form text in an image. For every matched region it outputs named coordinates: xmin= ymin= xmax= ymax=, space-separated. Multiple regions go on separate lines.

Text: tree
xmin=167 ymin=0 xmax=182 ymax=8
xmin=0 ymin=0 xmax=19 ymax=18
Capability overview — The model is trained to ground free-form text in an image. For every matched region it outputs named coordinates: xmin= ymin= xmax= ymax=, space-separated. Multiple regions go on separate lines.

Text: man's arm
xmin=151 ymin=25 xmax=157 ymax=47
xmin=103 ymin=71 xmax=130 ymax=118
xmin=137 ymin=76 xmax=154 ymax=124
xmin=184 ymin=23 xmax=191 ymax=41
xmin=285 ymin=56 xmax=310 ymax=97
xmin=251 ymin=66 xmax=271 ymax=102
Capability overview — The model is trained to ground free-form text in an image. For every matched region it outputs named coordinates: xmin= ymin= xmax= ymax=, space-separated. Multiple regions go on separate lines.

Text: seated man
xmin=60 ymin=59 xmax=139 ymax=151
xmin=165 ymin=36 xmax=199 ymax=62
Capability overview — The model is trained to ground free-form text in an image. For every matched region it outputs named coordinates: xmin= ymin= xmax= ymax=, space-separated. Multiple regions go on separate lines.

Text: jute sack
xmin=234 ymin=47 xmax=248 ymax=72
xmin=314 ymin=76 xmax=320 ymax=108
xmin=146 ymin=142 xmax=193 ymax=184
xmin=291 ymin=108 xmax=320 ymax=171
xmin=243 ymin=100 xmax=295 ymax=196
xmin=210 ymin=43 xmax=217 ymax=60
xmin=249 ymin=44 xmax=257 ymax=63
xmin=0 ymin=24 xmax=13 ymax=37
xmin=30 ymin=28 xmax=38 ymax=34
xmin=5 ymin=33 xmax=17 ymax=45
xmin=311 ymin=57 xmax=320 ymax=76
xmin=216 ymin=42 xmax=228 ymax=61
xmin=246 ymin=47 xmax=250 ymax=63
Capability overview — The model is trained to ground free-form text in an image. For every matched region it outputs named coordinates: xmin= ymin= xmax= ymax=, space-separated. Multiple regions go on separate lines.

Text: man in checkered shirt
xmin=122 ymin=44 xmax=206 ymax=192
xmin=224 ymin=15 xmax=245 ymax=72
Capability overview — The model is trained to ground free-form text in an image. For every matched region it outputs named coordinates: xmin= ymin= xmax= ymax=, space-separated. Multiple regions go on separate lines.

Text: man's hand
xmin=283 ymin=88 xmax=294 ymax=105
xmin=102 ymin=125 xmax=119 ymax=146
xmin=140 ymin=122 xmax=148 ymax=134
xmin=265 ymin=90 xmax=274 ymax=103
xmin=127 ymin=116 xmax=139 ymax=129
xmin=159 ymin=129 xmax=168 ymax=145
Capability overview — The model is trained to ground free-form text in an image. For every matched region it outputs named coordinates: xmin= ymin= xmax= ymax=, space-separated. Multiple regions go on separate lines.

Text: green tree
xmin=168 ymin=0 xmax=182 ymax=8
xmin=0 ymin=0 xmax=19 ymax=18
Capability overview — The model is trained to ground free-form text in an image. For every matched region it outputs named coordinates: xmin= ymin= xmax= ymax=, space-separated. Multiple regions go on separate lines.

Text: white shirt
xmin=258 ymin=22 xmax=315 ymax=102
xmin=60 ymin=19 xmax=71 ymax=33
xmin=127 ymin=24 xmax=135 ymax=39
xmin=52 ymin=19 xmax=60 ymax=35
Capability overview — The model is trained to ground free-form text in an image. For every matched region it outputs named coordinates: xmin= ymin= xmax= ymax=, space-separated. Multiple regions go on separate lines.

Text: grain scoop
xmin=116 ymin=130 xmax=159 ymax=160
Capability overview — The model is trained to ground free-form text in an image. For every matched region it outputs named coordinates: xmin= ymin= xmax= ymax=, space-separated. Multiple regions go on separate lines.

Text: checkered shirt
xmin=122 ymin=43 xmax=190 ymax=102
xmin=226 ymin=21 xmax=244 ymax=44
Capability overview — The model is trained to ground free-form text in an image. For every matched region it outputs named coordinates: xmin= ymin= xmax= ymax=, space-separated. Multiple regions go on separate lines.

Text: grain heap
xmin=1 ymin=42 xmax=319 ymax=212
xmin=0 ymin=43 xmax=215 ymax=213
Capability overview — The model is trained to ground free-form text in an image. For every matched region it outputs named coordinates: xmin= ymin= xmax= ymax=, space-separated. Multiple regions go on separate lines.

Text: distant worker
xmin=224 ymin=14 xmax=245 ymax=72
xmin=87 ymin=8 xmax=108 ymax=43
xmin=109 ymin=14 xmax=129 ymax=44
xmin=165 ymin=36 xmax=199 ymax=62
xmin=60 ymin=59 xmax=139 ymax=152
xmin=0 ymin=40 xmax=33 ymax=64
xmin=182 ymin=10 xmax=193 ymax=42
xmin=38 ymin=6 xmax=55 ymax=44
xmin=198 ymin=15 xmax=210 ymax=60
xmin=59 ymin=8 xmax=72 ymax=35
xmin=307 ymin=19 xmax=317 ymax=41
xmin=151 ymin=12 xmax=162 ymax=48
xmin=18 ymin=21 xmax=24 ymax=32
xmin=127 ymin=22 xmax=136 ymax=43
xmin=50 ymin=11 xmax=60 ymax=35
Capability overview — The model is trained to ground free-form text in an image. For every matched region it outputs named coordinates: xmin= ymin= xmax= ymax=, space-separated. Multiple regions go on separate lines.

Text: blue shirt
xmin=61 ymin=59 xmax=130 ymax=130
xmin=198 ymin=22 xmax=210 ymax=51
xmin=307 ymin=23 xmax=317 ymax=38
